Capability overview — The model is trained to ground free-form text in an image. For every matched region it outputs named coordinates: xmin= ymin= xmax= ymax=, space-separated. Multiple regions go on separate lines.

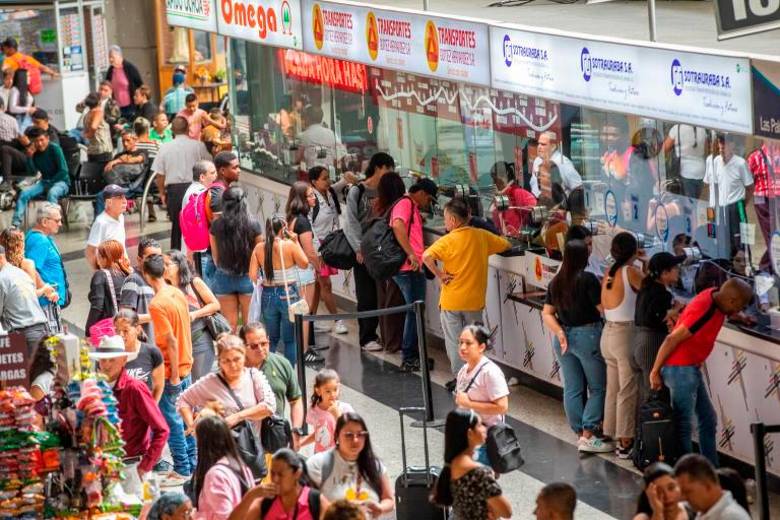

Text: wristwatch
xmin=292 ymin=427 xmax=306 ymax=436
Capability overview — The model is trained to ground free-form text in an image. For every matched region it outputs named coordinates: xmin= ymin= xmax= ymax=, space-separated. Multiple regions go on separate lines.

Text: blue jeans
xmin=662 ymin=365 xmax=718 ymax=466
xmin=552 ymin=323 xmax=606 ymax=434
xmin=261 ymin=285 xmax=298 ymax=366
xmin=13 ymin=180 xmax=69 ymax=225
xmin=393 ymin=271 xmax=426 ymax=363
xmin=159 ymin=375 xmax=197 ymax=476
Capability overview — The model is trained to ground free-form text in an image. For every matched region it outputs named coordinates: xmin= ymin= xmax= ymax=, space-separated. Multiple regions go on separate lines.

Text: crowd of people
xmin=0 ymin=37 xmax=763 ymax=520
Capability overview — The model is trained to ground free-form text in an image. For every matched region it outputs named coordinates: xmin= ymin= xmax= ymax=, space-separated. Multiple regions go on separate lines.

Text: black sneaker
xmin=304 ymin=350 xmax=325 ymax=366
xmin=615 ymin=444 xmax=633 ymax=459
xmin=445 ymin=379 xmax=457 ymax=393
xmin=401 ymin=358 xmax=421 ymax=372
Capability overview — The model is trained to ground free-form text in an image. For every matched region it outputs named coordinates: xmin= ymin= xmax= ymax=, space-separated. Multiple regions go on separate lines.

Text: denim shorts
xmin=296 ymin=266 xmax=316 ymax=286
xmin=210 ymin=268 xmax=254 ymax=295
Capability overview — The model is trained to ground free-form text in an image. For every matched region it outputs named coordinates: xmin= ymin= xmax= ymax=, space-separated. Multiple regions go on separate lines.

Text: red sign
xmin=279 ymin=49 xmax=367 ymax=93
xmin=0 ymin=333 xmax=30 ymax=389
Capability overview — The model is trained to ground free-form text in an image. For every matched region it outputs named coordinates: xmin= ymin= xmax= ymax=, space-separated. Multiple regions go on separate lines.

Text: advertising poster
xmin=218 ymin=0 xmax=303 ymax=49
xmin=166 ymin=0 xmax=219 ymax=33
xmin=753 ymin=59 xmax=780 ymax=141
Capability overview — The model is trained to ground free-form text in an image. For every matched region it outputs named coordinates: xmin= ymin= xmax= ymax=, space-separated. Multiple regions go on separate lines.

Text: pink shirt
xmin=111 ymin=67 xmax=132 ymax=108
xmin=263 ymin=486 xmax=315 ymax=520
xmin=178 ymin=107 xmax=207 ymax=140
xmin=306 ymin=401 xmax=354 ymax=453
xmin=195 ymin=458 xmax=254 ymax=520
xmin=455 ymin=358 xmax=509 ymax=427
xmin=390 ymin=197 xmax=423 ymax=272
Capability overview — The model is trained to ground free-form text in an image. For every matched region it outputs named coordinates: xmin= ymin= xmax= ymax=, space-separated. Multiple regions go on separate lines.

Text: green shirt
xmin=260 ymin=352 xmax=301 ymax=416
xmin=150 ymin=127 xmax=173 ymax=144
xmin=27 ymin=143 xmax=69 ymax=186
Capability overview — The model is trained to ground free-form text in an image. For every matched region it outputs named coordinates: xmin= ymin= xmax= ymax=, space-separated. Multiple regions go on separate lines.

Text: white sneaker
xmin=578 ymin=436 xmax=614 ymax=454
xmin=314 ymin=321 xmax=332 ymax=333
xmin=160 ymin=471 xmax=190 ymax=487
xmin=334 ymin=320 xmax=348 ymax=334
xmin=361 ymin=340 xmax=383 ymax=352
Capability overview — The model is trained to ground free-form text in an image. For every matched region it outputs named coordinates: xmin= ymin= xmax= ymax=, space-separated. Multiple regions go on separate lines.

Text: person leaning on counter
xmin=649 ymin=278 xmax=753 ymax=466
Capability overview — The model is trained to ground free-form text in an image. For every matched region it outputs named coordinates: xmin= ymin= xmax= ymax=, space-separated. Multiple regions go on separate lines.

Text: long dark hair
xmin=13 ymin=68 xmax=28 ymax=107
xmin=192 ymin=415 xmax=246 ymax=508
xmin=165 ymin=249 xmax=195 ymax=290
xmin=549 ymin=240 xmax=589 ymax=311
xmin=606 ymin=232 xmax=637 ymax=290
xmin=335 ymin=413 xmax=383 ymax=495
xmin=432 ymin=409 xmax=480 ymax=506
xmin=29 ymin=336 xmax=56 ymax=392
xmin=263 ymin=215 xmax=286 ymax=282
xmin=286 ymin=181 xmax=311 ymax=221
xmin=374 ymin=171 xmax=405 ymax=215
xmin=717 ymin=467 xmax=750 ymax=514
xmin=364 ymin=152 xmax=394 ymax=179
xmin=636 ymin=462 xmax=675 ymax=515
xmin=215 ymin=186 xmax=259 ymax=274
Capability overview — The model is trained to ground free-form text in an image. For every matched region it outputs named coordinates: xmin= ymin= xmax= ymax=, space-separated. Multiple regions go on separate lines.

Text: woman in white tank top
xmin=600 ymin=232 xmax=646 ymax=458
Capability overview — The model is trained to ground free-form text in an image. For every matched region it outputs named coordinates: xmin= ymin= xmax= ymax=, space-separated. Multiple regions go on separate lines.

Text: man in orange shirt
xmin=1 ymin=38 xmax=58 ymax=78
xmin=143 ymin=253 xmax=195 ymax=486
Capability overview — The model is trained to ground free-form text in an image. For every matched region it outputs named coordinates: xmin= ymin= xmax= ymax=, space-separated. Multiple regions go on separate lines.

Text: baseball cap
xmin=410 ymin=178 xmax=438 ymax=199
xmin=88 ymin=335 xmax=137 ymax=361
xmin=648 ymin=252 xmax=685 ymax=277
xmin=103 ymin=184 xmax=127 ymax=199
xmin=172 ymin=72 xmax=186 ymax=85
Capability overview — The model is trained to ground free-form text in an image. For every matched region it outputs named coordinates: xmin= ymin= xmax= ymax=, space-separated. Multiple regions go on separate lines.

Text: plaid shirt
xmin=0 ymin=112 xmax=20 ymax=143
xmin=748 ymin=144 xmax=780 ymax=197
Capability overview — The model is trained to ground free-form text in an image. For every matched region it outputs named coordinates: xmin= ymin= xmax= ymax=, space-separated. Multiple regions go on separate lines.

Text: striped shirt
xmin=0 ymin=112 xmax=21 ymax=142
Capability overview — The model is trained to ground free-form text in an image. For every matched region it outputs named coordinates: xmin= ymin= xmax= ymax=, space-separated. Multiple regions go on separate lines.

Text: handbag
xmin=318 ymin=229 xmax=356 ymax=270
xmin=191 ymin=281 xmax=232 ymax=339
xmin=88 ymin=269 xmax=118 ymax=346
xmin=278 ymin=238 xmax=309 ymax=323
xmin=216 ymin=370 xmax=267 ymax=480
xmin=261 ymin=414 xmax=292 ymax=453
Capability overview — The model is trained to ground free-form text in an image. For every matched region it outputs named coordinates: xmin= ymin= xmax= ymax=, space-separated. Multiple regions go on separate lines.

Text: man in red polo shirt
xmin=92 ymin=336 xmax=170 ymax=479
xmin=649 ymin=278 xmax=752 ymax=466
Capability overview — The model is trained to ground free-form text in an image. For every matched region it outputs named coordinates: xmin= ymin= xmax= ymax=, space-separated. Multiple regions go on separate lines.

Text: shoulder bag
xmin=216 ymin=371 xmax=267 ymax=480
xmin=191 ymin=280 xmax=232 ymax=340
xmin=462 ymin=360 xmax=524 ymax=474
xmin=279 ymin=238 xmax=310 ymax=323
xmin=250 ymin=365 xmax=293 ymax=453
xmin=88 ymin=269 xmax=119 ymax=346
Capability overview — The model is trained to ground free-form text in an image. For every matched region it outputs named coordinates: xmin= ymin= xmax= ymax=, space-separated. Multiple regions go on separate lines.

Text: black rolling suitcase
xmin=395 ymin=407 xmax=447 ymax=520
xmin=633 ymin=389 xmax=679 ymax=471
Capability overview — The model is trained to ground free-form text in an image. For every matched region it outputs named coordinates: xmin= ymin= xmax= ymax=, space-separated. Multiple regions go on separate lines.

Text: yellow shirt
xmin=3 ymin=52 xmax=42 ymax=72
xmin=424 ymin=226 xmax=511 ymax=311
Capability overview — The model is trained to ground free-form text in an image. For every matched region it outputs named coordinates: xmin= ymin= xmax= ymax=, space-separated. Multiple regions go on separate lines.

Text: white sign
xmin=218 ymin=0 xmax=303 ymax=49
xmin=166 ymin=0 xmax=219 ymax=33
xmin=490 ymin=26 xmax=753 ymax=133
xmin=302 ymin=0 xmax=490 ymax=86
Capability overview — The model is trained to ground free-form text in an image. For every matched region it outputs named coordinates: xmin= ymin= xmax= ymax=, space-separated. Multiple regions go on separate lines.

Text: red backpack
xmin=14 ymin=55 xmax=42 ymax=95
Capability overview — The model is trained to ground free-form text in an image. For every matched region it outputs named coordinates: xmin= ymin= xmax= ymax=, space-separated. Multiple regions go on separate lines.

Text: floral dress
xmin=450 ymin=466 xmax=502 ymax=520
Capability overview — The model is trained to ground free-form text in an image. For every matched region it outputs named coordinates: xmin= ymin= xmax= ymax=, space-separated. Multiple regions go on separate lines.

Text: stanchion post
xmin=752 ymin=423 xmax=769 ymax=520
xmin=413 ymin=300 xmax=435 ymax=424
xmin=294 ymin=313 xmax=308 ymax=435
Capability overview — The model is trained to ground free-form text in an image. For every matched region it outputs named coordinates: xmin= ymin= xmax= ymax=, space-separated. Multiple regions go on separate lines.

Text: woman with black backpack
xmin=228 ymin=449 xmax=329 ymax=520
xmin=190 ymin=415 xmax=254 ymax=519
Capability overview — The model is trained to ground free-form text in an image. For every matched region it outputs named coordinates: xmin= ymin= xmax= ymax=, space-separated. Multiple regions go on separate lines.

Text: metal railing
xmin=751 ymin=422 xmax=780 ymax=520
xmin=139 ymin=171 xmax=160 ymax=232
xmin=293 ymin=300 xmax=436 ymax=433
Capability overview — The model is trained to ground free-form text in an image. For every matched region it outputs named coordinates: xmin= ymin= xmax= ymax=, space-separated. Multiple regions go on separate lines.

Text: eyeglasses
xmin=342 ymin=431 xmax=369 ymax=441
xmin=46 ymin=217 xmax=62 ymax=223
xmin=247 ymin=341 xmax=270 ymax=350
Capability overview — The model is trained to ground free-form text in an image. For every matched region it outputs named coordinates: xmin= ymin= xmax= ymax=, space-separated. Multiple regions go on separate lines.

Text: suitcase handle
xmin=398 ymin=407 xmax=431 ymax=485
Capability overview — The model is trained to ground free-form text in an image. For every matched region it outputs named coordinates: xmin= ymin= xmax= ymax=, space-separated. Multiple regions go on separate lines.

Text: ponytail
xmin=263 ymin=216 xmax=285 ymax=282
xmin=606 ymin=232 xmax=638 ymax=290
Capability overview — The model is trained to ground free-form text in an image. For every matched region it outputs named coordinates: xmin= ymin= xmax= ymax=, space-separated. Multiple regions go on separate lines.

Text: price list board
xmin=59 ymin=9 xmax=84 ymax=72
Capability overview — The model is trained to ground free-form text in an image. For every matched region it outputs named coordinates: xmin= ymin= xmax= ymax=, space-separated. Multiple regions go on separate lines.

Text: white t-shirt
xmin=307 ymin=449 xmax=388 ymax=519
xmin=704 ymin=154 xmax=753 ymax=207
xmin=183 ymin=181 xmax=207 ymax=208
xmin=87 ymin=212 xmax=126 ymax=251
xmin=299 ymin=124 xmax=346 ymax=168
xmin=311 ymin=189 xmax=340 ymax=250
xmin=668 ymin=124 xmax=707 ymax=180
xmin=530 ymin=151 xmax=583 ymax=196
xmin=456 ymin=358 xmax=510 ymax=428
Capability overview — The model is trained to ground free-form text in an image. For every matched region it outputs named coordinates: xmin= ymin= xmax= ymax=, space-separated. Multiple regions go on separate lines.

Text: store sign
xmin=166 ymin=0 xmax=219 ymax=33
xmin=218 ymin=0 xmax=303 ymax=49
xmin=0 ymin=333 xmax=29 ymax=388
xmin=489 ymin=26 xmax=752 ymax=134
xmin=753 ymin=59 xmax=780 ymax=140
xmin=278 ymin=48 xmax=367 ymax=92
xmin=714 ymin=0 xmax=780 ymax=40
xmin=303 ymin=0 xmax=490 ymax=86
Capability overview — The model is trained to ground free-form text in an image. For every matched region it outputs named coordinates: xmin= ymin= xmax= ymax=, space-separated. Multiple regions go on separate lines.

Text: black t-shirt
xmin=125 ymin=343 xmax=163 ymax=391
xmin=292 ymin=213 xmax=312 ymax=235
xmin=635 ymin=281 xmax=674 ymax=332
xmin=545 ymin=271 xmax=602 ymax=327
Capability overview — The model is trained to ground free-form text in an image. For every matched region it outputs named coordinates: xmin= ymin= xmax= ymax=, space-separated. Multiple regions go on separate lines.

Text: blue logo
xmin=581 ymin=47 xmax=592 ymax=81
xmin=671 ymin=58 xmax=683 ymax=96
xmin=503 ymin=34 xmax=548 ymax=68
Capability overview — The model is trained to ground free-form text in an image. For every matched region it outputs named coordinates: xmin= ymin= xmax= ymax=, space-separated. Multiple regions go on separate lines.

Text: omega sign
xmin=220 ymin=0 xmax=296 ymax=41
xmin=714 ymin=0 xmax=780 ymax=39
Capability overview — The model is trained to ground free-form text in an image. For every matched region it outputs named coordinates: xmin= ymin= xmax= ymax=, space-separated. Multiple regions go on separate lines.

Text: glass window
xmin=193 ymin=31 xmax=212 ymax=63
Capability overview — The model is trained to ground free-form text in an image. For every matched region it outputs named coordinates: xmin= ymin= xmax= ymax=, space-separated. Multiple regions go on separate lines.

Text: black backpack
xmin=361 ymin=196 xmax=414 ymax=281
xmin=633 ymin=389 xmax=679 ymax=471
xmin=260 ymin=488 xmax=321 ymax=519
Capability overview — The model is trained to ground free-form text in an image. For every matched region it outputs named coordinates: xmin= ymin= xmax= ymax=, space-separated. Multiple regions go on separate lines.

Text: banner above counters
xmin=489 ymin=26 xmax=753 ymax=134
xmin=217 ymin=0 xmax=303 ymax=48
xmin=166 ymin=0 xmax=220 ymax=33
xmin=301 ymin=0 xmax=490 ymax=86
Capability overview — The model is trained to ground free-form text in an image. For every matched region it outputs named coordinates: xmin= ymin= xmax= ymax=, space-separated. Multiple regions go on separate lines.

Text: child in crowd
xmin=150 ymin=112 xmax=172 ymax=144
xmin=303 ymin=369 xmax=354 ymax=453
xmin=202 ymin=107 xmax=231 ymax=155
